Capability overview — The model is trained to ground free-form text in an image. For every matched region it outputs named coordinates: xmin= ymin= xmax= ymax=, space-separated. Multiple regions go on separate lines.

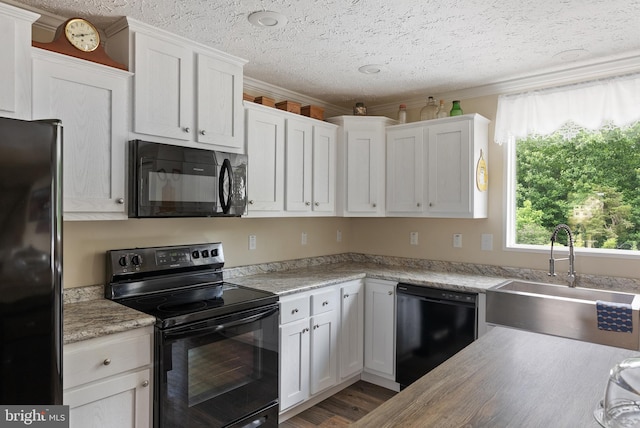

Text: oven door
xmin=157 ymin=303 xmax=279 ymax=428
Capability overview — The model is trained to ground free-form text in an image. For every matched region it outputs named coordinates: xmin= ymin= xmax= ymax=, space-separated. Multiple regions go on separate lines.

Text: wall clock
xmin=32 ymin=17 xmax=127 ymax=70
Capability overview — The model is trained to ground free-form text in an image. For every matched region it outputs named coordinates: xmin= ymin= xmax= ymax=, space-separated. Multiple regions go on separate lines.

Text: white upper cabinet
xmin=196 ymin=53 xmax=244 ymax=149
xmin=132 ymin=32 xmax=193 ymax=141
xmin=326 ymin=116 xmax=396 ymax=216
xmin=32 ymin=49 xmax=131 ymax=220
xmin=386 ymin=126 xmax=425 ymax=214
xmin=285 ymin=118 xmax=337 ymax=215
xmin=0 ymin=3 xmax=38 ymax=120
xmin=247 ymin=102 xmax=337 ymax=217
xmin=245 ymin=104 xmax=286 ymax=214
xmin=105 ymin=17 xmax=246 ymax=152
xmin=386 ymin=114 xmax=489 ymax=218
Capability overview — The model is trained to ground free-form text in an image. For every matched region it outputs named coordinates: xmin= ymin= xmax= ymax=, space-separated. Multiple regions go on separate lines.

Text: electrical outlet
xmin=481 ymin=233 xmax=493 ymax=251
xmin=337 ymin=230 xmax=342 ymax=242
xmin=453 ymin=233 xmax=462 ymax=248
xmin=410 ymin=232 xmax=419 ymax=245
xmin=301 ymin=232 xmax=307 ymax=245
xmin=248 ymin=235 xmax=256 ymax=250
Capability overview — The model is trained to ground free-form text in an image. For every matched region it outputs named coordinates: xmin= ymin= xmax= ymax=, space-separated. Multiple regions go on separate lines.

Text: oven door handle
xmin=164 ymin=306 xmax=278 ymax=340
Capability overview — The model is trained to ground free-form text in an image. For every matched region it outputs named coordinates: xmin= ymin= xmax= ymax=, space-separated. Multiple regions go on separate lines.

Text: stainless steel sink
xmin=486 ymin=280 xmax=640 ymax=350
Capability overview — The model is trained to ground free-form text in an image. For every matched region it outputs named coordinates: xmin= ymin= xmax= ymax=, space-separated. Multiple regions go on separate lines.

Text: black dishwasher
xmin=395 ymin=283 xmax=477 ymax=389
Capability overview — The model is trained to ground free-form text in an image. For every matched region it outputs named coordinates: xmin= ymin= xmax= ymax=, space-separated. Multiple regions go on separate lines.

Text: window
xmin=496 ymin=73 xmax=640 ymax=254
xmin=514 ymin=123 xmax=640 ymax=250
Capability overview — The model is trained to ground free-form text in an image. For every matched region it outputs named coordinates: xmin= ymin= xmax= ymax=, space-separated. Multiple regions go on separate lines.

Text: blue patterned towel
xmin=596 ymin=300 xmax=633 ymax=333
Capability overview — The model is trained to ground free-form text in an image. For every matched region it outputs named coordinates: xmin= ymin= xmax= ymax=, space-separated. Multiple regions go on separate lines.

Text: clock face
xmin=64 ymin=19 xmax=100 ymax=52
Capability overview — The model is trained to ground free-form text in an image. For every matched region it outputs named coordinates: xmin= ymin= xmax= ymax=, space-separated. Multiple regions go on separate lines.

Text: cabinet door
xmin=32 ymin=52 xmax=129 ymax=219
xmin=285 ymin=118 xmax=313 ymax=212
xmin=246 ymin=108 xmax=285 ymax=213
xmin=364 ymin=280 xmax=395 ymax=378
xmin=312 ymin=125 xmax=336 ymax=213
xmin=64 ymin=368 xmax=151 ymax=428
xmin=340 ymin=280 xmax=364 ymax=379
xmin=345 ymin=131 xmax=381 ymax=213
xmin=309 ymin=310 xmax=339 ymax=395
xmin=196 ymin=53 xmax=243 ymax=151
xmin=134 ymin=32 xmax=193 ymax=140
xmin=279 ymin=318 xmax=310 ymax=411
xmin=0 ymin=4 xmax=36 ymax=119
xmin=426 ymin=120 xmax=471 ymax=216
xmin=386 ymin=127 xmax=424 ymax=214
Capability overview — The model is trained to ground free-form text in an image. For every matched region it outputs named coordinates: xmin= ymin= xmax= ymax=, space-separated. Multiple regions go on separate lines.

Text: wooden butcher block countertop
xmin=353 ymin=327 xmax=639 ymax=428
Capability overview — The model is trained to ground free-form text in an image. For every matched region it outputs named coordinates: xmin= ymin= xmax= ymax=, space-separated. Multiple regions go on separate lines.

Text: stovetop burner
xmin=104 ymin=243 xmax=278 ymax=329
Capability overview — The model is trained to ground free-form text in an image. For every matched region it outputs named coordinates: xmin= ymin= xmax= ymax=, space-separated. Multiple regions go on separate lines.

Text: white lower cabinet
xmin=364 ymin=279 xmax=396 ymax=379
xmin=278 ymin=284 xmax=343 ymax=412
xmin=339 ymin=279 xmax=364 ymax=379
xmin=63 ymin=327 xmax=153 ymax=428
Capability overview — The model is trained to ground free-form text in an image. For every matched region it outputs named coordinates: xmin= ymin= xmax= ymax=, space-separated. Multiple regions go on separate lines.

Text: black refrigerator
xmin=0 ymin=117 xmax=63 ymax=404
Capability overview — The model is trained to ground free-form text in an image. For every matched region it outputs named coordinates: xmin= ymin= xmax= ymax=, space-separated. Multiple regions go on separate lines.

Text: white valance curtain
xmin=494 ymin=73 xmax=640 ymax=145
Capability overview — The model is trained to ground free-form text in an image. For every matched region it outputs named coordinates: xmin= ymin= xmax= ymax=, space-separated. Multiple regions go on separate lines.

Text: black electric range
xmin=104 ymin=242 xmax=277 ymax=329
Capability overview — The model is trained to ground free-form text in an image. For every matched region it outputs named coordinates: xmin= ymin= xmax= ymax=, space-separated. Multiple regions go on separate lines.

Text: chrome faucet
xmin=549 ymin=224 xmax=576 ymax=287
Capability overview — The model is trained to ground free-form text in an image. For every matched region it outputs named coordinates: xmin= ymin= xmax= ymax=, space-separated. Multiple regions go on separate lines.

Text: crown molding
xmin=243 ymin=76 xmax=351 ymax=118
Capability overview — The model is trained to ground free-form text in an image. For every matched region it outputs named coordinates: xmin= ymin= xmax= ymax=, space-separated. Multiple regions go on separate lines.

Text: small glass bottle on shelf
xmin=420 ymin=96 xmax=438 ymax=121
xmin=436 ymin=99 xmax=448 ymax=118
xmin=450 ymin=100 xmax=463 ymax=116
xmin=397 ymin=104 xmax=407 ymax=124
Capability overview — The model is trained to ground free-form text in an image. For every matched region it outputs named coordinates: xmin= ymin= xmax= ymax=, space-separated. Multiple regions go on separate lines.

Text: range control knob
xmin=118 ymin=255 xmax=128 ymax=267
xmin=201 ymin=250 xmax=210 ymax=258
xmin=192 ymin=251 xmax=200 ymax=259
xmin=130 ymin=254 xmax=142 ymax=266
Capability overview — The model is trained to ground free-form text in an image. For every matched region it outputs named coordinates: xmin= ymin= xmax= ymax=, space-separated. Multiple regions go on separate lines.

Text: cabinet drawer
xmin=311 ymin=287 xmax=338 ymax=315
xmin=280 ymin=294 xmax=310 ymax=324
xmin=64 ymin=329 xmax=152 ymax=389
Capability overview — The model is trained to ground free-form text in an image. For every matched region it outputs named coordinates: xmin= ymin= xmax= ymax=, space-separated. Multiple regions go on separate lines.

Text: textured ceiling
xmin=7 ymin=0 xmax=640 ymax=108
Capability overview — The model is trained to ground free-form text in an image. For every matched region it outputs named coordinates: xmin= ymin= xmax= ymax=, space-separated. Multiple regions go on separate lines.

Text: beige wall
xmin=63 ymin=217 xmax=351 ymax=288
xmin=63 ymin=93 xmax=639 ymax=289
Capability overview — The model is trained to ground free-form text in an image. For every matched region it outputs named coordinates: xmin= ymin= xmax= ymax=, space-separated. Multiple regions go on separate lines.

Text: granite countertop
xmin=228 ymin=261 xmax=506 ymax=296
xmin=64 ymin=298 xmax=155 ymax=345
xmin=353 ymin=326 xmax=636 ymax=427
xmin=63 ymin=261 xmax=505 ymax=343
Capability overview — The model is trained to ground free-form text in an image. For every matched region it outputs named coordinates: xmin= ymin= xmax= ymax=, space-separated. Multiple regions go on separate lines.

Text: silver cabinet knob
xmin=314 ymin=202 xmax=319 ymax=206
xmin=302 ymin=328 xmax=309 ymax=333
xmin=183 ymin=127 xmax=190 ymax=133
xmin=429 ymin=202 xmax=433 ymax=207
xmin=372 ymin=203 xmax=377 ymax=208
xmin=199 ymin=129 xmax=206 ymax=135
xmin=417 ymin=202 xmax=421 ymax=207
xmin=305 ymin=201 xmax=311 ymax=206
xmin=103 ymin=358 xmax=111 ymax=366
xmin=142 ymin=380 xmax=149 ymax=388
xmin=388 ymin=290 xmax=393 ymax=295
xmin=343 ymin=294 xmax=349 ymax=299
xmin=116 ymin=198 xmax=125 ymax=204
xmin=249 ymin=200 xmax=254 ymax=205
xmin=313 ymin=325 xmax=319 ymax=329
xmin=291 ymin=308 xmax=298 ymax=314
xmin=322 ymin=301 xmax=329 ymax=306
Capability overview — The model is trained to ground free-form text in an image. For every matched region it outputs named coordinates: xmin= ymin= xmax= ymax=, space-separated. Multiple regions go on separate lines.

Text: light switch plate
xmin=301 ymin=232 xmax=308 ymax=245
xmin=410 ymin=232 xmax=419 ymax=245
xmin=481 ymin=233 xmax=493 ymax=251
xmin=453 ymin=233 xmax=462 ymax=248
xmin=249 ymin=235 xmax=256 ymax=250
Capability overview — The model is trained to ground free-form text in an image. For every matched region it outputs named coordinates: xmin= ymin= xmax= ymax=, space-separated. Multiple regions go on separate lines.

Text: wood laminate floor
xmin=279 ymin=381 xmax=397 ymax=427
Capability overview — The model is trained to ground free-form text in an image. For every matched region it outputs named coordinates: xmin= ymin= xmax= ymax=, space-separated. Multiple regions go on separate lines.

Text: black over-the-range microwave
xmin=128 ymin=140 xmax=248 ymax=218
